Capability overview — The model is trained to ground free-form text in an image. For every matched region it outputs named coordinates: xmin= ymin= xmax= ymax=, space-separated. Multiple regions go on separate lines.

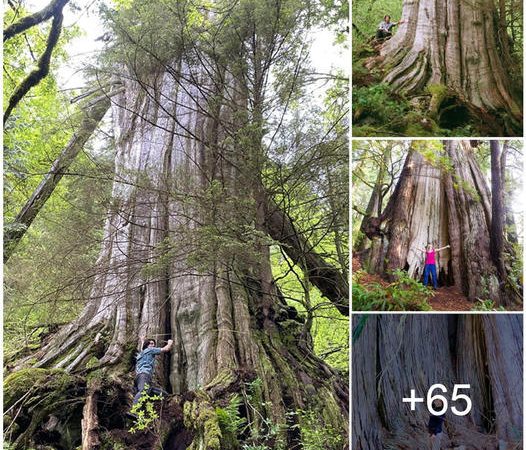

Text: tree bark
xmin=360 ymin=141 xmax=520 ymax=306
xmin=6 ymin=18 xmax=348 ymax=449
xmin=352 ymin=314 xmax=523 ymax=449
xmin=4 ymin=4 xmax=67 ymax=124
xmin=490 ymin=141 xmax=506 ymax=278
xmin=3 ymin=0 xmax=70 ymax=42
xmin=379 ymin=0 xmax=522 ymax=134
xmin=500 ymin=142 xmax=518 ymax=244
xmin=264 ymin=198 xmax=349 ymax=315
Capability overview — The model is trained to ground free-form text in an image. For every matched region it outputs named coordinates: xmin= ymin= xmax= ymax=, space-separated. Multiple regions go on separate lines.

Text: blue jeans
xmin=423 ymin=264 xmax=437 ymax=288
xmin=133 ymin=372 xmax=152 ymax=405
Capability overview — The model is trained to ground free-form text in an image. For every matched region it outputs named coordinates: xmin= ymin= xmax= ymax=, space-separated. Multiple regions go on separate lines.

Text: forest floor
xmin=352 ymin=256 xmax=474 ymax=311
xmin=428 ymin=286 xmax=472 ymax=311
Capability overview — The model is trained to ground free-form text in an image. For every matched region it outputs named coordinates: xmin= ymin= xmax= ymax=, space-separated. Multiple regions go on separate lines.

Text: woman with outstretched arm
xmin=416 ymin=243 xmax=450 ymax=289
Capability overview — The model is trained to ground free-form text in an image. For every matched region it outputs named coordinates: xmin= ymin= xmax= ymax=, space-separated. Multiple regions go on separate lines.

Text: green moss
xmin=4 ymin=368 xmax=75 ymax=409
xmin=426 ymin=83 xmax=447 ymax=97
xmin=85 ymin=356 xmax=99 ymax=369
xmin=402 ymin=109 xmax=441 ymax=136
xmin=426 ymin=83 xmax=448 ymax=118
xmin=204 ymin=369 xmax=236 ymax=392
xmin=184 ymin=392 xmax=222 ymax=450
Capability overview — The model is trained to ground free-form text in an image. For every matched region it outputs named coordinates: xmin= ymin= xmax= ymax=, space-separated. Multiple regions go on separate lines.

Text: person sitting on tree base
xmin=376 ymin=15 xmax=405 ymax=40
xmin=129 ymin=337 xmax=173 ymax=418
xmin=417 ymin=243 xmax=450 ymax=290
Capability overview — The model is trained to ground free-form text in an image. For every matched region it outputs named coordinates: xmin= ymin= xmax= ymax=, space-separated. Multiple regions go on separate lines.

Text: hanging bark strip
xmin=4 ymin=86 xmax=123 ymax=263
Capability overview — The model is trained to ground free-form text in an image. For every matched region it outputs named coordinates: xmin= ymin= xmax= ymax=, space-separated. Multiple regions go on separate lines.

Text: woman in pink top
xmin=417 ymin=243 xmax=450 ymax=289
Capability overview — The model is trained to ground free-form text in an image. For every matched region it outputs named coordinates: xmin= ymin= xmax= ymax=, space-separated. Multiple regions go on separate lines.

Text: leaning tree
xmin=353 ymin=314 xmax=523 ymax=449
xmin=360 ymin=140 xmax=521 ymax=307
xmin=377 ymin=0 xmax=522 ymax=135
xmin=4 ymin=1 xmax=349 ymax=449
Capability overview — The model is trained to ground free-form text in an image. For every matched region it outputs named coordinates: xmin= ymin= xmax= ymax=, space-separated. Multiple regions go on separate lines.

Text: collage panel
xmin=351 ymin=0 xmax=523 ymax=137
xmin=352 ymin=140 xmax=523 ymax=312
xmin=3 ymin=1 xmax=349 ymax=449
xmin=352 ymin=313 xmax=523 ymax=449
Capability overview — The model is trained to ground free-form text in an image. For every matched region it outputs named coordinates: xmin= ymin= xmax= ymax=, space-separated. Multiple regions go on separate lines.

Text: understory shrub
xmin=353 ymin=269 xmax=432 ymax=311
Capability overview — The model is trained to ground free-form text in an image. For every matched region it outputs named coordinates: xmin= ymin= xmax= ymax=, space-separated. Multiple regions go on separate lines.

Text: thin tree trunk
xmin=490 ymin=141 xmax=506 ymax=279
xmin=500 ymin=142 xmax=518 ymax=244
xmin=4 ymin=88 xmax=120 ymax=262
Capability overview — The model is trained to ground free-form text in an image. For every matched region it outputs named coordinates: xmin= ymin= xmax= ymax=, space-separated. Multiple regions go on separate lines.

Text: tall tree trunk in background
xmin=490 ymin=141 xmax=506 ymax=278
xmin=352 ymin=315 xmax=523 ymax=449
xmin=500 ymin=142 xmax=519 ymax=244
xmin=362 ymin=141 xmax=520 ymax=306
xmin=357 ymin=146 xmax=391 ymax=269
xmin=4 ymin=4 xmax=348 ymax=449
xmin=379 ymin=0 xmax=522 ymax=134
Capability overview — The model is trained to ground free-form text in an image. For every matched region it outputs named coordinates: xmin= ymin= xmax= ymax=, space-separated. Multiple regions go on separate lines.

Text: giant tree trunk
xmin=379 ymin=0 xmax=522 ymax=134
xmin=352 ymin=314 xmax=523 ymax=449
xmin=5 ymin=24 xmax=348 ymax=450
xmin=362 ymin=141 xmax=519 ymax=306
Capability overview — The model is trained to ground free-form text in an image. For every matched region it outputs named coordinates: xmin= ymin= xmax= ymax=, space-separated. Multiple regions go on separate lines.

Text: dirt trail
xmin=353 ymin=256 xmax=475 ymax=312
xmin=428 ymin=286 xmax=472 ymax=311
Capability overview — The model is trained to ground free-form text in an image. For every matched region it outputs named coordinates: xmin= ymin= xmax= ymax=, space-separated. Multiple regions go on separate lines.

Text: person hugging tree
xmin=129 ymin=337 xmax=173 ymax=418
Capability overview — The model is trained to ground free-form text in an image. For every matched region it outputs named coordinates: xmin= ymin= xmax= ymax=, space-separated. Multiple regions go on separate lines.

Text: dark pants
xmin=133 ymin=372 xmax=152 ymax=406
xmin=423 ymin=264 xmax=438 ymax=289
xmin=375 ymin=30 xmax=392 ymax=40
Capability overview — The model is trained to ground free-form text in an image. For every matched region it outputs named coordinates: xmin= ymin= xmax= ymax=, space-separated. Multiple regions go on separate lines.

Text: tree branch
xmin=264 ymin=197 xmax=349 ymax=316
xmin=3 ymin=0 xmax=69 ymax=42
xmin=4 ymin=9 xmax=64 ymax=124
xmin=4 ymin=87 xmax=122 ymax=262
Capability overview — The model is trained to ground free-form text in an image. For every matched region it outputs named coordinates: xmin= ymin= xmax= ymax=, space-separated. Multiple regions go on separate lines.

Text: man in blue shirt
xmin=133 ymin=338 xmax=173 ymax=407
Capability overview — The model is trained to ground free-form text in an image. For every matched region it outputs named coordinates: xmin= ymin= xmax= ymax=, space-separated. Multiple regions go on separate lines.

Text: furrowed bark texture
xmin=352 ymin=315 xmax=523 ymax=449
xmin=362 ymin=141 xmax=517 ymax=305
xmin=9 ymin=51 xmax=347 ymax=450
xmin=490 ymin=141 xmax=506 ymax=278
xmin=380 ymin=0 xmax=522 ymax=133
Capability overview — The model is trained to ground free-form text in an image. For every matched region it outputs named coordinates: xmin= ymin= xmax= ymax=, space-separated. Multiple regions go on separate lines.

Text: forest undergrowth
xmin=352 ymin=257 xmax=508 ymax=312
xmin=352 ymin=42 xmax=502 ymax=138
